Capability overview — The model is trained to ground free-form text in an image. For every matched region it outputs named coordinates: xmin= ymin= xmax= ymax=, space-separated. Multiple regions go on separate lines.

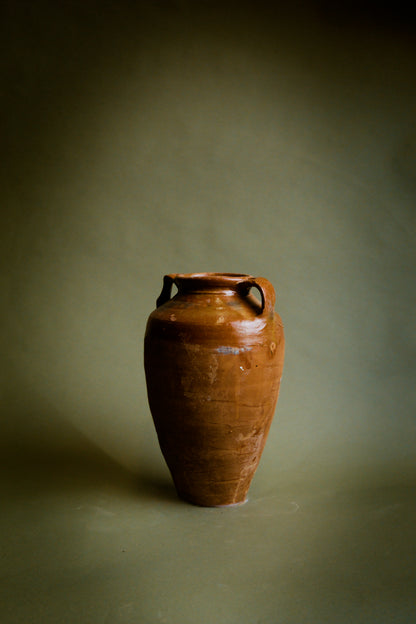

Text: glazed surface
xmin=144 ymin=274 xmax=285 ymax=506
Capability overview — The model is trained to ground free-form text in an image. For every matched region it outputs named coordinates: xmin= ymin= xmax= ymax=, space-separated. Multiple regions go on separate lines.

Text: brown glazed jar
xmin=144 ymin=273 xmax=285 ymax=507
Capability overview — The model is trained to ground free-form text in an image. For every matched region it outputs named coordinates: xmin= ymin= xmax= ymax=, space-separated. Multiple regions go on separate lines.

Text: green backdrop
xmin=2 ymin=2 xmax=415 ymax=622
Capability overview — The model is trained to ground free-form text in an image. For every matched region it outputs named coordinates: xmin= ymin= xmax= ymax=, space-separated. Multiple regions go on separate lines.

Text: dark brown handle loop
xmin=248 ymin=276 xmax=276 ymax=316
xmin=156 ymin=274 xmax=177 ymax=308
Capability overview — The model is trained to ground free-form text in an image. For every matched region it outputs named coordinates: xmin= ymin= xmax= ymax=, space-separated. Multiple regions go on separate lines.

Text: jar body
xmin=144 ymin=273 xmax=285 ymax=507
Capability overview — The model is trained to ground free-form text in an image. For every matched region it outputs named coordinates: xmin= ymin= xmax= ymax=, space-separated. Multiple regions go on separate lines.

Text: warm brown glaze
xmin=144 ymin=273 xmax=285 ymax=506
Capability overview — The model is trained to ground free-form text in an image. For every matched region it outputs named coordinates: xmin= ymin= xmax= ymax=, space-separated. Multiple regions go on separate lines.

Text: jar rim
xmin=172 ymin=273 xmax=253 ymax=291
xmin=175 ymin=272 xmax=251 ymax=281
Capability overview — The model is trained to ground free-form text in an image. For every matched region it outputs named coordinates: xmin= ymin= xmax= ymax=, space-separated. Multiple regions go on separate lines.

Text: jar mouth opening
xmin=172 ymin=273 xmax=253 ymax=292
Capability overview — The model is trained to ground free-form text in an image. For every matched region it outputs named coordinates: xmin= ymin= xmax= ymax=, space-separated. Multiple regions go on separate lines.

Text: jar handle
xmin=156 ymin=274 xmax=177 ymax=308
xmin=247 ymin=276 xmax=276 ymax=316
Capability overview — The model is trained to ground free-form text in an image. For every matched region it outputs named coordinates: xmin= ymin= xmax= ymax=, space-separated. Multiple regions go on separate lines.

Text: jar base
xmin=177 ymin=492 xmax=248 ymax=508
xmin=211 ymin=498 xmax=248 ymax=508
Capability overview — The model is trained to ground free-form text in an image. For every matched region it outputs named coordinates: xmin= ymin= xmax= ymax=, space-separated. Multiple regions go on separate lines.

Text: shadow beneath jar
xmin=135 ymin=469 xmax=179 ymax=504
xmin=1 ymin=408 xmax=177 ymax=505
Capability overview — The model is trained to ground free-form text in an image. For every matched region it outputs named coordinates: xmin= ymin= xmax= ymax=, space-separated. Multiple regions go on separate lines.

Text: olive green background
xmin=2 ymin=2 xmax=416 ymax=623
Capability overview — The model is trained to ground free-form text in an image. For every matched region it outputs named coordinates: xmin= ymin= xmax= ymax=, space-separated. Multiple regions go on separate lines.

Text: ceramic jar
xmin=144 ymin=273 xmax=285 ymax=506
